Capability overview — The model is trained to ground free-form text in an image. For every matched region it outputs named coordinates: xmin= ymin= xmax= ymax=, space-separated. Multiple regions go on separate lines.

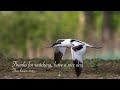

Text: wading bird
xmin=47 ymin=39 xmax=102 ymax=77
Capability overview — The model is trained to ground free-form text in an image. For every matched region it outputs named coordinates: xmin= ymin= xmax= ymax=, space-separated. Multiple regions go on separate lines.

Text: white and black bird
xmin=47 ymin=39 xmax=102 ymax=77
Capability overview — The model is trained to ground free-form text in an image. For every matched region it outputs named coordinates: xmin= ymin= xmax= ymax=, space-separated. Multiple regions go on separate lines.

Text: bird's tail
xmin=85 ymin=43 xmax=102 ymax=49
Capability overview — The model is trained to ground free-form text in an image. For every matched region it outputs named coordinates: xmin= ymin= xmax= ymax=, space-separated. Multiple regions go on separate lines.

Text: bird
xmin=47 ymin=39 xmax=102 ymax=77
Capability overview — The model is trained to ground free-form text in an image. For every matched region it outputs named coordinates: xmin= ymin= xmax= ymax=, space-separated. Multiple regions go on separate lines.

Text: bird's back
xmin=56 ymin=39 xmax=73 ymax=47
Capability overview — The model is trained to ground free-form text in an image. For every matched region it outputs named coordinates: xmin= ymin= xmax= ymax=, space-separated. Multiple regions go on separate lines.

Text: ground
xmin=0 ymin=57 xmax=120 ymax=79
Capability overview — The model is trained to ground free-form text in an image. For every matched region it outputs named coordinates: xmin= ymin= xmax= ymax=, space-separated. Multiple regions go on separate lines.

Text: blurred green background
xmin=0 ymin=11 xmax=120 ymax=60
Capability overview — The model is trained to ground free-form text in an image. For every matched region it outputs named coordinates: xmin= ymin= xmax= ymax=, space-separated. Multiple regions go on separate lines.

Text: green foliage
xmin=93 ymin=11 xmax=103 ymax=38
xmin=0 ymin=11 xmax=80 ymax=56
xmin=0 ymin=11 xmax=120 ymax=58
xmin=112 ymin=11 xmax=120 ymax=29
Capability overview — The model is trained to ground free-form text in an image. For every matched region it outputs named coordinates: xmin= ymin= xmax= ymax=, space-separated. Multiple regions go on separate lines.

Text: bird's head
xmin=44 ymin=42 xmax=61 ymax=48
xmin=52 ymin=42 xmax=61 ymax=47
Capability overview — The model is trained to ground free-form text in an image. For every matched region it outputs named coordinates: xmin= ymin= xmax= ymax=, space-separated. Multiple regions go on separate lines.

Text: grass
xmin=0 ymin=55 xmax=120 ymax=79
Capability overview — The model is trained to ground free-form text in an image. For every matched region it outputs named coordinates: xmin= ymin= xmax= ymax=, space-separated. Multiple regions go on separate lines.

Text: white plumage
xmin=47 ymin=39 xmax=102 ymax=77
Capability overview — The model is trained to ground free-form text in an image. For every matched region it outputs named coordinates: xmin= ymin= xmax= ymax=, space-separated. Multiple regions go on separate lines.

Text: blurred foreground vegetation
xmin=0 ymin=11 xmax=120 ymax=59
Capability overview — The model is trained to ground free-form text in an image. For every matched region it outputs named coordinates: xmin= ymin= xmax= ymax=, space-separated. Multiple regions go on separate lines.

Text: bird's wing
xmin=54 ymin=47 xmax=66 ymax=64
xmin=71 ymin=45 xmax=84 ymax=63
xmin=71 ymin=44 xmax=85 ymax=77
xmin=71 ymin=40 xmax=84 ymax=46
xmin=73 ymin=60 xmax=82 ymax=77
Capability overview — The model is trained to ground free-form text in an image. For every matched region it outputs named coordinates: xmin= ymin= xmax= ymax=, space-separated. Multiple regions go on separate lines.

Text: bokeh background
xmin=0 ymin=11 xmax=120 ymax=60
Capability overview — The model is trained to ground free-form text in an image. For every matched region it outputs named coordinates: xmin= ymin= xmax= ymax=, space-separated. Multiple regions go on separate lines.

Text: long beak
xmin=43 ymin=46 xmax=53 ymax=48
